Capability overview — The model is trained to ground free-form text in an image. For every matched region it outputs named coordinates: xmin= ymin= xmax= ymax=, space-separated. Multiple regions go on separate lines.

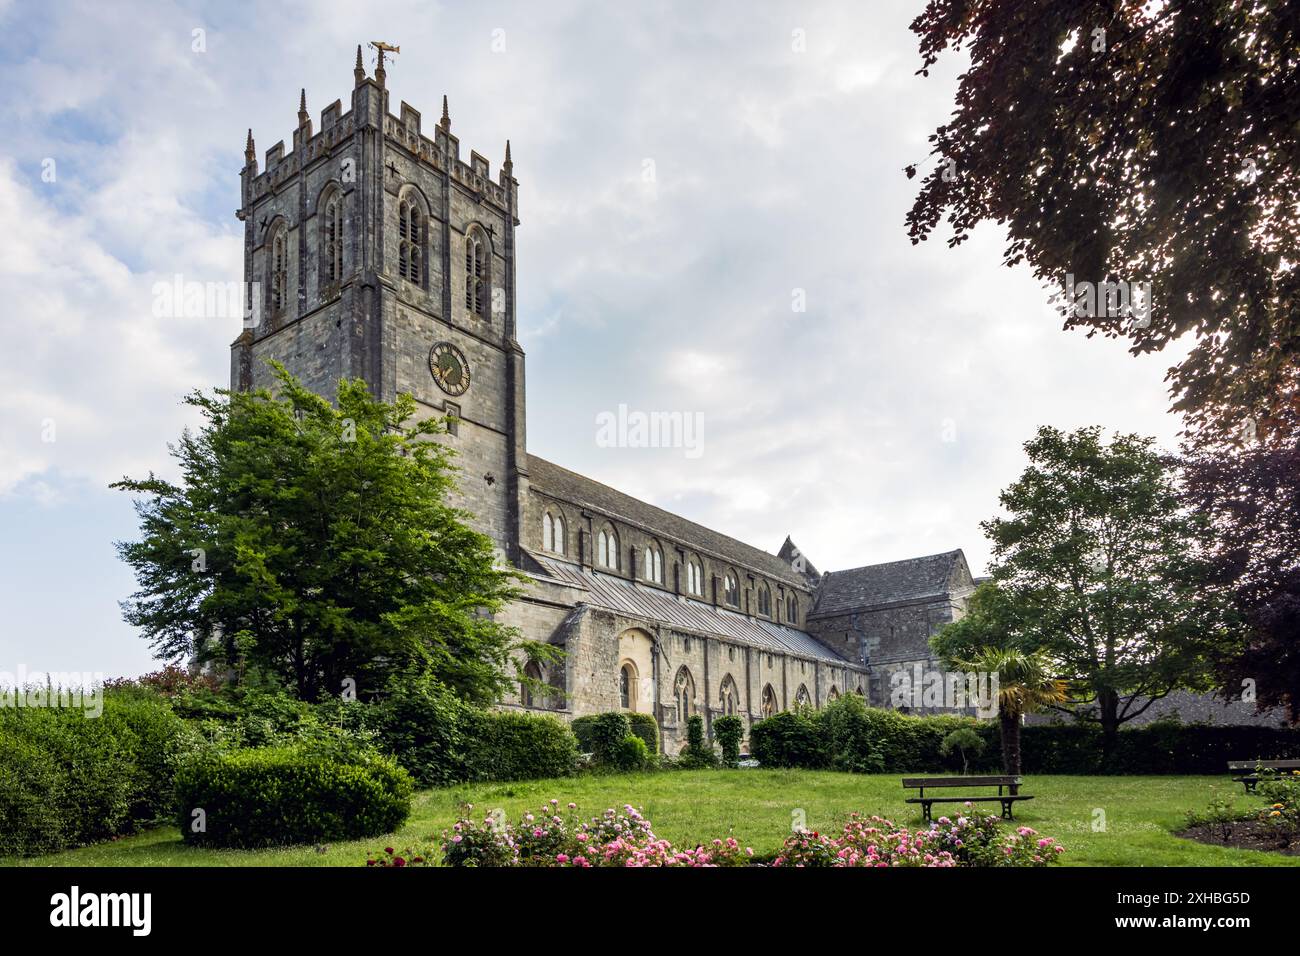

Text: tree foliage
xmin=1181 ymin=398 xmax=1300 ymax=720
xmin=981 ymin=425 xmax=1237 ymax=754
xmin=113 ymin=364 xmax=525 ymax=704
xmin=906 ymin=1 xmax=1300 ymax=441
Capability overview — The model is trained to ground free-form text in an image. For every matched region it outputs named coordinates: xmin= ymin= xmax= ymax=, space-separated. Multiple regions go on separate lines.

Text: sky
xmin=0 ymin=0 xmax=1189 ymax=681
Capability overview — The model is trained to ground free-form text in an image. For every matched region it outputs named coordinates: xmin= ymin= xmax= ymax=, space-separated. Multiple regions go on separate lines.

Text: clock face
xmin=429 ymin=342 xmax=471 ymax=396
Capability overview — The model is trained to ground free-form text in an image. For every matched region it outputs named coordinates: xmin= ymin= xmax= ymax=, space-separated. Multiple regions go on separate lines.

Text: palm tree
xmin=956 ymin=648 xmax=1067 ymax=775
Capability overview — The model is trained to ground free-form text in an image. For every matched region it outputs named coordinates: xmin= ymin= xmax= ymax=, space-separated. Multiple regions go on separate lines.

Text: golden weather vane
xmin=369 ymin=41 xmax=400 ymax=72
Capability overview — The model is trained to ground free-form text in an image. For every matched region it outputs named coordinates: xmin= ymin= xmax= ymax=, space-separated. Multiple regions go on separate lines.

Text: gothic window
xmin=444 ymin=402 xmax=460 ymax=436
xmin=543 ymin=513 xmax=554 ymax=552
xmin=757 ymin=583 xmax=772 ymax=617
xmin=724 ymin=572 xmax=739 ymax=607
xmin=786 ymin=594 xmax=798 ymax=623
xmin=828 ymin=686 xmax=840 ymax=702
xmin=686 ymin=558 xmax=703 ymax=596
xmin=399 ymin=196 xmax=423 ymax=283
xmin=521 ymin=660 xmax=543 ymax=709
xmin=597 ymin=527 xmax=618 ymax=569
xmin=619 ymin=662 xmax=637 ymax=710
xmin=269 ymin=225 xmax=288 ymax=315
xmin=719 ymin=675 xmax=739 ymax=716
xmin=552 ymin=515 xmax=565 ymax=555
xmin=464 ymin=227 xmax=487 ymax=317
xmin=644 ymin=544 xmax=663 ymax=584
xmin=795 ymin=685 xmax=811 ymax=709
xmin=322 ymin=190 xmax=343 ymax=284
xmin=761 ymin=684 xmax=778 ymax=719
xmin=674 ymin=667 xmax=695 ymax=724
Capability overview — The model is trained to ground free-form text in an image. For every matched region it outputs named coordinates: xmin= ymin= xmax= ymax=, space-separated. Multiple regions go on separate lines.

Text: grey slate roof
xmin=810 ymin=550 xmax=970 ymax=617
xmin=777 ymin=536 xmax=820 ymax=580
xmin=526 ymin=455 xmax=805 ymax=587
xmin=528 ymin=551 xmax=852 ymax=664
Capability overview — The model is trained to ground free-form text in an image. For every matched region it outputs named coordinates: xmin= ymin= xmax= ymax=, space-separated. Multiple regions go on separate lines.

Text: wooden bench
xmin=903 ymin=775 xmax=1033 ymax=822
xmin=1227 ymin=759 xmax=1300 ymax=793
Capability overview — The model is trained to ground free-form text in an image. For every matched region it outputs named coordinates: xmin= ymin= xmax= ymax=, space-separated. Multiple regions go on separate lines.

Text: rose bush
xmin=365 ymin=799 xmax=1064 ymax=868
xmin=772 ymin=804 xmax=1064 ymax=868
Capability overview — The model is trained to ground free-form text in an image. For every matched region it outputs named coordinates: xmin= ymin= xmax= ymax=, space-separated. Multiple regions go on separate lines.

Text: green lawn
xmin=8 ymin=770 xmax=1297 ymax=867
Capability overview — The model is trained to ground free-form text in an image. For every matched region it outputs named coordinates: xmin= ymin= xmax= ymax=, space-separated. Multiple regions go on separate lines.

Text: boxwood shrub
xmin=174 ymin=743 xmax=413 ymax=848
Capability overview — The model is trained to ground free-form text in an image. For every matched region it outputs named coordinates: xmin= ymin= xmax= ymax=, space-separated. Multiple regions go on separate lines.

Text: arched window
xmin=619 ymin=661 xmax=637 ymax=710
xmin=686 ymin=558 xmax=703 ymax=596
xmin=552 ymin=514 xmax=565 ymax=555
xmin=464 ymin=228 xmax=487 ymax=317
xmin=399 ymin=195 xmax=422 ymax=283
xmin=597 ymin=527 xmax=618 ymax=569
xmin=674 ymin=667 xmax=695 ymax=725
xmin=521 ymin=660 xmax=543 ymax=709
xmin=828 ymin=686 xmax=840 ymax=702
xmin=644 ymin=545 xmax=663 ymax=584
xmin=761 ymin=684 xmax=778 ymax=719
xmin=795 ymin=685 xmax=811 ymax=709
xmin=786 ymin=594 xmax=798 ymax=623
xmin=757 ymin=583 xmax=772 ymax=617
xmin=269 ymin=224 xmax=288 ymax=316
xmin=543 ymin=512 xmax=554 ymax=552
xmin=322 ymin=190 xmax=343 ymax=284
xmin=719 ymin=675 xmax=739 ymax=716
xmin=724 ymin=572 xmax=739 ymax=607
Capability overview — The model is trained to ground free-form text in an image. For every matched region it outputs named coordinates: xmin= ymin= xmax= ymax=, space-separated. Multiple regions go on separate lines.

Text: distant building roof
xmin=527 ymin=455 xmax=805 ymax=587
xmin=810 ymin=549 xmax=972 ymax=617
xmin=777 ymin=536 xmax=820 ymax=580
xmin=527 ymin=551 xmax=852 ymax=664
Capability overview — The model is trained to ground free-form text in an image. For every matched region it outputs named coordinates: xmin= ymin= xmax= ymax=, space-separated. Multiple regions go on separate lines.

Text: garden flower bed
xmin=364 ymin=799 xmax=1064 ymax=868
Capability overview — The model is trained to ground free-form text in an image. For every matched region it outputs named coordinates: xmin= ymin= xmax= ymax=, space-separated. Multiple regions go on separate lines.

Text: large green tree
xmin=983 ymin=425 xmax=1236 ymax=758
xmin=906 ymin=0 xmax=1300 ymax=442
xmin=113 ymin=364 xmax=528 ymax=704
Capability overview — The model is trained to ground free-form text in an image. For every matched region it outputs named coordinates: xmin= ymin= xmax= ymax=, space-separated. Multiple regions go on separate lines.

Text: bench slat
xmin=906 ymin=796 xmax=1034 ymax=804
xmin=902 ymin=776 xmax=1021 ymax=788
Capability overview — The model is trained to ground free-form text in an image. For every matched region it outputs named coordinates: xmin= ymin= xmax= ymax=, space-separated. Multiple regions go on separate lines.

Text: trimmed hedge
xmin=463 ymin=710 xmax=579 ymax=782
xmin=0 ymin=689 xmax=193 ymax=856
xmin=748 ymin=710 xmax=828 ymax=769
xmin=627 ymin=712 xmax=659 ymax=755
xmin=714 ymin=715 xmax=744 ymax=766
xmin=748 ymin=701 xmax=1300 ymax=775
xmin=0 ymin=730 xmax=67 ymax=856
xmin=1011 ymin=723 xmax=1300 ymax=775
xmin=368 ymin=675 xmax=577 ymax=786
xmin=572 ymin=712 xmax=631 ymax=763
xmin=174 ymin=743 xmax=413 ymax=848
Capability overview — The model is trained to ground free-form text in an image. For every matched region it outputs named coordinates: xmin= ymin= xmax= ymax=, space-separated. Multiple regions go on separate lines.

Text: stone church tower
xmin=232 ymin=46 xmax=527 ymax=558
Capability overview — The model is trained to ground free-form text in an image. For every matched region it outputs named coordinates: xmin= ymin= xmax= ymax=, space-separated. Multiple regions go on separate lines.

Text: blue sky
xmin=0 ymin=0 xmax=1187 ymax=680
